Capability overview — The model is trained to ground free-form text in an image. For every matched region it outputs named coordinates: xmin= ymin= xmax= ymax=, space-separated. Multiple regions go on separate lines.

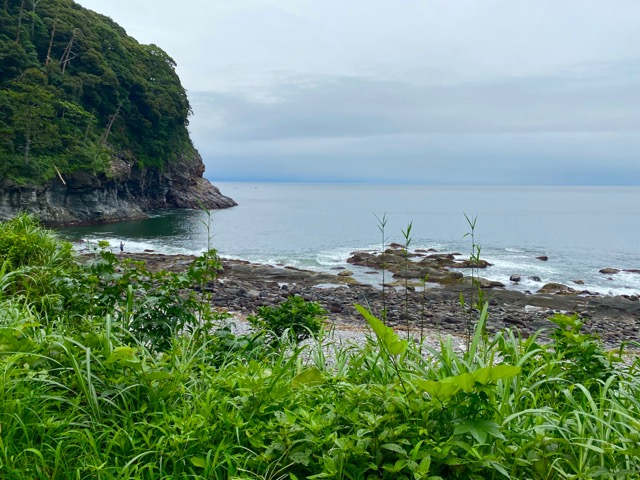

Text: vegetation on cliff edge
xmin=0 ymin=0 xmax=194 ymax=185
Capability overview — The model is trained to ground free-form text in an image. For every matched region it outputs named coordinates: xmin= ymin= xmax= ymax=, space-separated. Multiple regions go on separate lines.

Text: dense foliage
xmin=1 ymin=216 xmax=640 ymax=479
xmin=249 ymin=295 xmax=328 ymax=345
xmin=0 ymin=0 xmax=194 ymax=184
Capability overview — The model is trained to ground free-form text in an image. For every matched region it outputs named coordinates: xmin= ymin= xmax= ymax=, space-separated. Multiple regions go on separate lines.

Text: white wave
xmin=74 ymin=236 xmax=205 ymax=256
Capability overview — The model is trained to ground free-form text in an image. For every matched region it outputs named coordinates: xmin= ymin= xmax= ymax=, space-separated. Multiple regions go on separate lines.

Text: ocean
xmin=56 ymin=182 xmax=640 ymax=297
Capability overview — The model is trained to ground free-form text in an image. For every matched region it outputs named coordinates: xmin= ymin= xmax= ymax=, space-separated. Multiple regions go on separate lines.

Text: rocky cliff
xmin=0 ymin=153 xmax=236 ymax=226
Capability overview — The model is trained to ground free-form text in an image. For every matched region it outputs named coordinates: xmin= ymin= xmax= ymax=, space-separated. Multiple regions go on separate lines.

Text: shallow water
xmin=57 ymin=182 xmax=640 ymax=296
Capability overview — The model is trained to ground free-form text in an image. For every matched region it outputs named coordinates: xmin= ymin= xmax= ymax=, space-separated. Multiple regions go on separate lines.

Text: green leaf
xmin=415 ymin=379 xmax=460 ymax=400
xmin=418 ymin=365 xmax=521 ymax=400
xmin=289 ymin=450 xmax=311 ymax=465
xmin=382 ymin=459 xmax=407 ymax=473
xmin=355 ymin=304 xmax=408 ymax=355
xmin=453 ymin=419 xmax=505 ymax=444
xmin=418 ymin=455 xmax=431 ymax=474
xmin=292 ymin=367 xmax=325 ymax=388
xmin=472 ymin=364 xmax=521 ymax=385
xmin=190 ymin=457 xmax=206 ymax=468
xmin=106 ymin=346 xmax=137 ymax=364
xmin=381 ymin=443 xmax=407 ymax=455
xmin=448 ymin=372 xmax=475 ymax=393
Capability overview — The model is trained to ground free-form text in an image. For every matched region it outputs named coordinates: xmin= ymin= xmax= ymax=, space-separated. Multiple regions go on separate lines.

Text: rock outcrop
xmin=0 ymin=153 xmax=236 ymax=226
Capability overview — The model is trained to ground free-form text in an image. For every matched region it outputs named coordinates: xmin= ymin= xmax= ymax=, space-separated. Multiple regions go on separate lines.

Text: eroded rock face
xmin=0 ymin=153 xmax=236 ymax=225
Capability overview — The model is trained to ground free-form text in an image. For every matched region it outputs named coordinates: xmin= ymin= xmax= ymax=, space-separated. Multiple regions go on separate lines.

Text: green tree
xmin=0 ymin=0 xmax=197 ymax=184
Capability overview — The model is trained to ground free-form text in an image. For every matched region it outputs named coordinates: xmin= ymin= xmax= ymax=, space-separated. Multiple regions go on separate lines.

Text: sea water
xmin=56 ymin=182 xmax=640 ymax=297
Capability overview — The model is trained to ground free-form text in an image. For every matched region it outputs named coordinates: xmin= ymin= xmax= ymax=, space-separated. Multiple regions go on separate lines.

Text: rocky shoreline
xmin=120 ymin=251 xmax=640 ymax=349
xmin=0 ymin=153 xmax=236 ymax=226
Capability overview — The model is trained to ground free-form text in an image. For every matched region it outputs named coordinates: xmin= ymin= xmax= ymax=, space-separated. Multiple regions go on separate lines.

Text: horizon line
xmin=204 ymin=177 xmax=640 ymax=187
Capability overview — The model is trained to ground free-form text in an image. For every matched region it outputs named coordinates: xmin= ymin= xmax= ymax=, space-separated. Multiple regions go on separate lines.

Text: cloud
xmin=189 ymin=65 xmax=640 ymax=184
xmin=191 ymin=68 xmax=640 ymax=142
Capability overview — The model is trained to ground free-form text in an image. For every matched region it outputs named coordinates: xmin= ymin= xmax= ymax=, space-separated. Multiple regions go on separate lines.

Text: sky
xmin=77 ymin=0 xmax=640 ymax=185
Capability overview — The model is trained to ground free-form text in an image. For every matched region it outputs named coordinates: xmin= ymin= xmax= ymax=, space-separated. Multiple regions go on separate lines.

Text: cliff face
xmin=0 ymin=153 xmax=236 ymax=226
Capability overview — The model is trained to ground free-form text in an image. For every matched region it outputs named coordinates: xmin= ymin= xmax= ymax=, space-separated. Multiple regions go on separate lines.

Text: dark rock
xmin=530 ymin=276 xmax=542 ymax=282
xmin=510 ymin=275 xmax=521 ymax=282
xmin=427 ymin=253 xmax=456 ymax=261
xmin=536 ymin=256 xmax=549 ymax=261
xmin=599 ymin=268 xmax=620 ymax=274
xmin=452 ymin=259 xmax=492 ymax=268
xmin=337 ymin=270 xmax=354 ymax=277
xmin=537 ymin=283 xmax=576 ymax=295
xmin=503 ymin=317 xmax=527 ymax=328
xmin=572 ymin=280 xmax=585 ymax=285
xmin=464 ymin=277 xmax=505 ymax=289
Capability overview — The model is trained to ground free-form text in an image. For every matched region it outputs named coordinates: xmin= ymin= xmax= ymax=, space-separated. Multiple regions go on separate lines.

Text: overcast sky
xmin=78 ymin=0 xmax=640 ymax=185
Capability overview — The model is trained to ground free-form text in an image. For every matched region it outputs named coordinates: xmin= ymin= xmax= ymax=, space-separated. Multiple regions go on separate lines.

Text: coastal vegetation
xmin=1 ymin=215 xmax=640 ymax=478
xmin=0 ymin=0 xmax=194 ymax=185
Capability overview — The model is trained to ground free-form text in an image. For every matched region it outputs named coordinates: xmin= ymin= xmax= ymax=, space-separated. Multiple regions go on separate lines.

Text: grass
xmin=0 ymin=215 xmax=639 ymax=479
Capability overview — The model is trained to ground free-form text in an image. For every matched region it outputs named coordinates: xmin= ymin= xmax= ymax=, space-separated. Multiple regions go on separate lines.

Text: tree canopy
xmin=0 ymin=0 xmax=194 ymax=185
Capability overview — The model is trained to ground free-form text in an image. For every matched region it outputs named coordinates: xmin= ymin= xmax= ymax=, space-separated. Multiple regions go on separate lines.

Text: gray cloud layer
xmin=190 ymin=67 xmax=640 ymax=184
xmin=79 ymin=0 xmax=640 ymax=184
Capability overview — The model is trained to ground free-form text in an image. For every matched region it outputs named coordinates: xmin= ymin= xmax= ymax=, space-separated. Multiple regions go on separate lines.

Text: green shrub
xmin=248 ymin=295 xmax=327 ymax=345
xmin=0 ymin=214 xmax=75 ymax=309
xmin=0 ymin=214 xmax=73 ymax=269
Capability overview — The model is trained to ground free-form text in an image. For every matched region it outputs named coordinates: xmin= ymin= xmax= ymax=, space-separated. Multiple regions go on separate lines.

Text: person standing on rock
xmin=120 ymin=241 xmax=124 ymax=253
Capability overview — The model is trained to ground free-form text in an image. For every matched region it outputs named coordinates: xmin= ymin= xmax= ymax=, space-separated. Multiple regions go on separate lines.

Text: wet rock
xmin=537 ymin=283 xmax=576 ymax=295
xmin=536 ymin=256 xmax=549 ymax=261
xmin=463 ymin=277 xmax=505 ymax=289
xmin=503 ymin=317 xmax=527 ymax=328
xmin=510 ymin=275 xmax=521 ymax=283
xmin=453 ymin=259 xmax=492 ymax=268
xmin=599 ymin=268 xmax=620 ymax=274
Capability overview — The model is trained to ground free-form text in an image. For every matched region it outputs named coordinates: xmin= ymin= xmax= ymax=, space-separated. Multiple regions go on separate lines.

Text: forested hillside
xmin=0 ymin=0 xmax=194 ymax=185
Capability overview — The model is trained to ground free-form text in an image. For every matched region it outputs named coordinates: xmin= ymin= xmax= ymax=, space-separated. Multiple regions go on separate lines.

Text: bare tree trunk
xmin=45 ymin=15 xmax=57 ymax=66
xmin=24 ymin=127 xmax=31 ymax=165
xmin=31 ymin=0 xmax=42 ymax=39
xmin=15 ymin=0 xmax=26 ymax=43
xmin=100 ymin=105 xmax=122 ymax=144
xmin=60 ymin=29 xmax=77 ymax=74
xmin=83 ymin=112 xmax=94 ymax=144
